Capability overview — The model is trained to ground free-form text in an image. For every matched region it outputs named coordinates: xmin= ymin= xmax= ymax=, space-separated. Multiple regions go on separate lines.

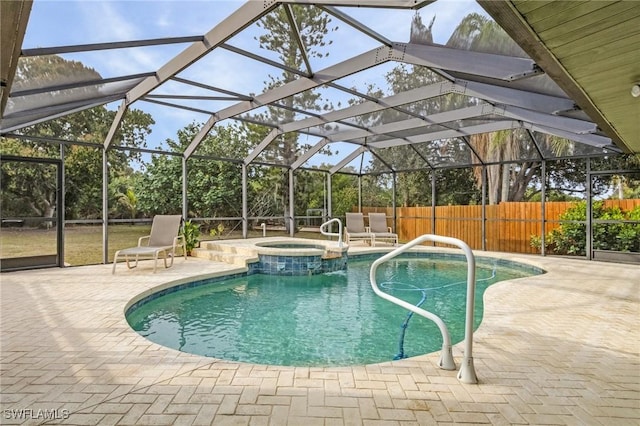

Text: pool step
xmin=192 ymin=241 xmax=258 ymax=267
xmin=199 ymin=241 xmax=257 ymax=256
xmin=322 ymin=249 xmax=344 ymax=260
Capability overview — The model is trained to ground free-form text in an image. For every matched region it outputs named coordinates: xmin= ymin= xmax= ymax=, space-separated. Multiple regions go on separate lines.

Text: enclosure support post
xmin=289 ymin=169 xmax=295 ymax=237
xmin=392 ymin=172 xmax=397 ymax=233
xmin=182 ymin=157 xmax=188 ymax=222
xmin=481 ymin=166 xmax=486 ymax=251
xmin=358 ymin=175 xmax=362 ymax=212
xmin=541 ymin=160 xmax=546 ymax=256
xmin=327 ymin=172 xmax=332 ymax=218
xmin=58 ymin=144 xmax=65 ymax=267
xmin=431 ymin=171 xmax=436 ymax=246
xmin=586 ymin=158 xmax=592 ymax=260
xmin=102 ymin=149 xmax=109 ymax=265
xmin=242 ymin=164 xmax=248 ymax=239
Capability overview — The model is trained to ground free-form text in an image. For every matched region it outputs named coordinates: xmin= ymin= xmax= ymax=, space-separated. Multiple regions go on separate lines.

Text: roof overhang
xmin=479 ymin=0 xmax=639 ymax=154
xmin=0 ymin=0 xmax=32 ymax=117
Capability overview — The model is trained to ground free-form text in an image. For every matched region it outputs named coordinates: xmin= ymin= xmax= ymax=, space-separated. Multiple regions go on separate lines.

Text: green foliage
xmin=181 ymin=220 xmax=201 ymax=255
xmin=0 ymin=55 xmax=153 ymax=221
xmin=136 ymin=123 xmax=246 ymax=217
xmin=531 ymin=202 xmax=640 ymax=255
xmin=209 ymin=223 xmax=226 ymax=238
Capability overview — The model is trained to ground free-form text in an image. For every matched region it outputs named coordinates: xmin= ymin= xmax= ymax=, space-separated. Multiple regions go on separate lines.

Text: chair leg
xmin=112 ymin=251 xmax=120 ymax=274
xmin=124 ymin=255 xmax=138 ymax=270
xmin=165 ymin=250 xmax=174 ymax=268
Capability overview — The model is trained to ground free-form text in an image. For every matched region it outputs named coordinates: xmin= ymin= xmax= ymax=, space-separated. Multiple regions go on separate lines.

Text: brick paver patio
xmin=1 ymin=247 xmax=638 ymax=425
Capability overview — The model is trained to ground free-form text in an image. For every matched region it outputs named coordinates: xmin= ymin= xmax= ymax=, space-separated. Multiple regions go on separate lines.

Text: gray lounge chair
xmin=112 ymin=215 xmax=186 ymax=273
xmin=368 ymin=212 xmax=398 ymax=246
xmin=345 ymin=212 xmax=374 ymax=246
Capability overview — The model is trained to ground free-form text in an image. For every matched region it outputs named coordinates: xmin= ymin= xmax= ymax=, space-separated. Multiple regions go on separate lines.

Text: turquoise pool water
xmin=126 ymin=256 xmax=539 ymax=366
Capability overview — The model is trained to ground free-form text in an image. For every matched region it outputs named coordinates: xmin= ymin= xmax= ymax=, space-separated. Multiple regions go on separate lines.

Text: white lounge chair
xmin=368 ymin=212 xmax=398 ymax=246
xmin=112 ymin=215 xmax=186 ymax=273
xmin=345 ymin=212 xmax=374 ymax=246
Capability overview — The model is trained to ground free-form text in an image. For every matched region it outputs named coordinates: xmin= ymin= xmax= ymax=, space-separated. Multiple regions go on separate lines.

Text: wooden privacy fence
xmin=361 ymin=199 xmax=640 ymax=254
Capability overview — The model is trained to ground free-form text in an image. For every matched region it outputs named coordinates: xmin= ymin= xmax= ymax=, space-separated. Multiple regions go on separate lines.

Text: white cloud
xmin=76 ymin=1 xmax=139 ymax=42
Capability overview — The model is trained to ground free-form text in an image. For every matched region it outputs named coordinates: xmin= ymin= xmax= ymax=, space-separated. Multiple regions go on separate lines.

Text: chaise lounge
xmin=368 ymin=212 xmax=398 ymax=246
xmin=112 ymin=215 xmax=186 ymax=273
xmin=344 ymin=212 xmax=374 ymax=246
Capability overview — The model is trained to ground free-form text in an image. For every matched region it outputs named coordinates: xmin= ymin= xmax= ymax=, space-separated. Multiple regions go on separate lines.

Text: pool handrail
xmin=369 ymin=234 xmax=478 ymax=384
xmin=320 ymin=218 xmax=343 ymax=247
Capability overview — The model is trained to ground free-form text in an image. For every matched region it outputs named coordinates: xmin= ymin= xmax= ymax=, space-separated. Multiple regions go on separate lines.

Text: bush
xmin=181 ymin=220 xmax=201 ymax=255
xmin=531 ymin=202 xmax=640 ymax=255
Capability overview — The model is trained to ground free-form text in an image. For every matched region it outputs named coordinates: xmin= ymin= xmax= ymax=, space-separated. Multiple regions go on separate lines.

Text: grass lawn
xmin=1 ymin=225 xmax=327 ymax=266
xmin=1 ymin=225 xmax=152 ymax=266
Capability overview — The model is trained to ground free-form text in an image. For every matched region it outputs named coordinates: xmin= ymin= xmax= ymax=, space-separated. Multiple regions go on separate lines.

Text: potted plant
xmin=181 ymin=220 xmax=201 ymax=256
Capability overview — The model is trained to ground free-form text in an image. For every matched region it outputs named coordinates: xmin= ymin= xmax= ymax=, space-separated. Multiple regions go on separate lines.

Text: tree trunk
xmin=501 ymin=164 xmax=510 ymax=202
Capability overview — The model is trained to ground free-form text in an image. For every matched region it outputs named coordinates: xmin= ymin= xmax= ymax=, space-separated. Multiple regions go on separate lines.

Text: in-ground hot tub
xmin=250 ymin=239 xmax=348 ymax=275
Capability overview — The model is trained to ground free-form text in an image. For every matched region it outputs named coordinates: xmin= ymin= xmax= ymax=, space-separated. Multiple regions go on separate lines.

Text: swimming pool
xmin=126 ymin=254 xmax=541 ymax=366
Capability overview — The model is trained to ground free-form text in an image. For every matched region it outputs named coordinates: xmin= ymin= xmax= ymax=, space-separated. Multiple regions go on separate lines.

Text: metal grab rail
xmin=369 ymin=234 xmax=478 ymax=384
xmin=320 ymin=218 xmax=343 ymax=247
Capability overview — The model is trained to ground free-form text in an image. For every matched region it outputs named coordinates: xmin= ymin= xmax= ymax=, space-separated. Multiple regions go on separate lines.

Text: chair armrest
xmin=138 ymin=235 xmax=151 ymax=246
xmin=387 ymin=227 xmax=393 ymax=232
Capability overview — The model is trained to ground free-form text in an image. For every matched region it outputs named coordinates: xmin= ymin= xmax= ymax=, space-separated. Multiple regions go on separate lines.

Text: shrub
xmin=531 ymin=202 xmax=639 ymax=255
xmin=181 ymin=220 xmax=201 ymax=255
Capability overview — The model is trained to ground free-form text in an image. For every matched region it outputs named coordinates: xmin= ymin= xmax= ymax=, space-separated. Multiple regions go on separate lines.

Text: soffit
xmin=480 ymin=0 xmax=640 ymax=154
xmin=0 ymin=0 xmax=32 ymax=116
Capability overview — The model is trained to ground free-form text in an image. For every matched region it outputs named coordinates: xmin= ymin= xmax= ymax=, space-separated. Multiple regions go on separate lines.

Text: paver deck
xmin=1 ymin=245 xmax=639 ymax=425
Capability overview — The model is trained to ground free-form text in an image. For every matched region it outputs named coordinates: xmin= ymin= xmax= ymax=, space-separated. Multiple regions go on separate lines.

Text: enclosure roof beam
xmin=279 ymin=0 xmax=434 ymax=9
xmin=245 ymin=128 xmax=281 ymax=165
xmin=284 ymin=4 xmax=313 ymax=77
xmin=456 ymin=79 xmax=574 ymax=114
xmin=144 ymin=94 xmax=245 ymax=101
xmin=321 ymin=6 xmax=392 ymax=47
xmin=21 ymin=36 xmax=204 ymax=56
xmin=369 ymin=120 xmax=523 ymax=148
xmin=291 ymin=138 xmax=330 ymax=170
xmin=184 ymin=45 xmax=395 ymax=158
xmin=10 ymin=72 xmax=156 ymax=98
xmin=524 ymin=129 xmax=545 ymax=160
xmin=526 ymin=124 xmax=612 ymax=148
xmin=125 ymin=1 xmax=276 ymax=105
xmin=329 ymin=146 xmax=368 ymax=174
xmin=280 ymin=81 xmax=456 ymax=135
xmin=141 ymin=98 xmax=216 ymax=116
xmin=98 ymin=100 xmax=126 ymax=150
xmin=322 ymin=104 xmax=494 ymax=143
xmin=104 ymin=1 xmax=276 ymax=151
xmin=460 ymin=135 xmax=485 ymax=166
xmin=368 ymin=148 xmax=395 ymax=173
xmin=409 ymin=143 xmax=436 ymax=170
xmin=220 ymin=43 xmax=306 ymax=78
xmin=169 ymin=77 xmax=252 ymax=100
xmin=396 ymin=42 xmax=542 ymax=82
xmin=500 ymin=105 xmax=597 ymax=135
xmin=1 ymin=94 xmax=123 ymax=134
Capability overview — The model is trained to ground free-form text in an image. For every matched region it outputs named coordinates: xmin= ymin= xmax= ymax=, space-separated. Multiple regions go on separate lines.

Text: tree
xmin=136 ymin=122 xmax=250 ymax=226
xmin=250 ymin=5 xmax=336 ymax=230
xmin=0 ymin=55 xmax=154 ymax=221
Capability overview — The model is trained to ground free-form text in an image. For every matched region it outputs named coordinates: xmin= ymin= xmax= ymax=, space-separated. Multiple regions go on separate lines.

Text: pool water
xmin=126 ymin=257 xmax=536 ymax=366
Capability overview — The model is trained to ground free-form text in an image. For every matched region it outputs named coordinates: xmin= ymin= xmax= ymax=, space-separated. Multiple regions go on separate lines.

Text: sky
xmin=22 ymin=0 xmax=490 ymax=164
